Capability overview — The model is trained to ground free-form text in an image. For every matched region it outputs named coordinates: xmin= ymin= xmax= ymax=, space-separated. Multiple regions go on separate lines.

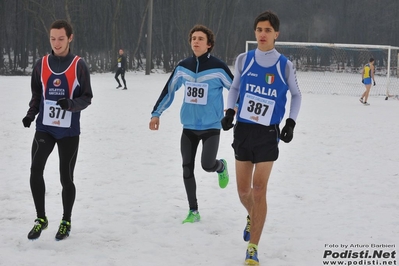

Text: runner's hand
xmin=22 ymin=116 xmax=33 ymax=128
xmin=149 ymin=117 xmax=160 ymax=130
xmin=280 ymin=118 xmax=296 ymax=143
xmin=57 ymin=98 xmax=70 ymax=110
xmin=221 ymin=109 xmax=235 ymax=131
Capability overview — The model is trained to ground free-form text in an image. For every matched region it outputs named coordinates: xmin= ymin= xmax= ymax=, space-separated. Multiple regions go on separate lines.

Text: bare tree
xmin=3 ymin=0 xmax=399 ymax=75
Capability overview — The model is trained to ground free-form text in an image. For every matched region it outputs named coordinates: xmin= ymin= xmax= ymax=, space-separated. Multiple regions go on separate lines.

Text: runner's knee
xmin=183 ymin=164 xmax=194 ymax=179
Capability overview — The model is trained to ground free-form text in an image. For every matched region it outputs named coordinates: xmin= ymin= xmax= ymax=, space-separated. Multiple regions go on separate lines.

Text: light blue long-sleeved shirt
xmin=151 ymin=52 xmax=234 ymax=130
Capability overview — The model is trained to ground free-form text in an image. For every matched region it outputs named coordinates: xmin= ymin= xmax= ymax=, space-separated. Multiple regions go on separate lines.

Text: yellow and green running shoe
xmin=245 ymin=244 xmax=259 ymax=265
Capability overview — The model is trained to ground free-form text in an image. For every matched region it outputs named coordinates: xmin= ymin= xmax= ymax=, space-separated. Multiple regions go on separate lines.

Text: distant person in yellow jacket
xmin=360 ymin=58 xmax=375 ymax=105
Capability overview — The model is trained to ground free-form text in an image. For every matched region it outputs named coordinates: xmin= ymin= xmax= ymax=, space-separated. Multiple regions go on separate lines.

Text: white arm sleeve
xmin=285 ymin=60 xmax=302 ymax=121
xmin=226 ymin=53 xmax=246 ymax=109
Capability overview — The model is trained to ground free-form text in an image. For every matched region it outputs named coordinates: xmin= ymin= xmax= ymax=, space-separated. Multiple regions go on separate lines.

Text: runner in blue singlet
xmin=221 ymin=10 xmax=302 ymax=265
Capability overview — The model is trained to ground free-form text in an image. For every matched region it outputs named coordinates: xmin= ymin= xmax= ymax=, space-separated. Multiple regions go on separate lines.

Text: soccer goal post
xmin=245 ymin=41 xmax=399 ymax=97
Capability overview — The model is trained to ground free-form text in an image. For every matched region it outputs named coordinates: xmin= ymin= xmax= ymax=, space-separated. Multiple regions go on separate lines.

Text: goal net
xmin=245 ymin=41 xmax=399 ymax=98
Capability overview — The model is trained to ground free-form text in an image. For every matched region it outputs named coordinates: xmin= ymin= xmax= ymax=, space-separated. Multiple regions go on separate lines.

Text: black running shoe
xmin=55 ymin=220 xmax=71 ymax=240
xmin=27 ymin=217 xmax=48 ymax=240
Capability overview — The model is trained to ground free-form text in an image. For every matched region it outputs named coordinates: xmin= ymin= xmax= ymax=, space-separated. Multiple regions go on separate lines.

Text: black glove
xmin=56 ymin=98 xmax=70 ymax=110
xmin=280 ymin=118 xmax=296 ymax=143
xmin=22 ymin=116 xmax=33 ymax=128
xmin=221 ymin=108 xmax=235 ymax=131
xmin=361 ymin=79 xmax=364 ymax=84
xmin=373 ymin=80 xmax=376 ymax=86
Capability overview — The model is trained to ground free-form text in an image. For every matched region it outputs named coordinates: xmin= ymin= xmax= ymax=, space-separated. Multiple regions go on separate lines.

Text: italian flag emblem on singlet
xmin=265 ymin=74 xmax=274 ymax=84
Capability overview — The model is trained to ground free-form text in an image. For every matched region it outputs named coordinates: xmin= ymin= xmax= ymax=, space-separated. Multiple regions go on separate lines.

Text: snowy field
xmin=0 ymin=70 xmax=398 ymax=266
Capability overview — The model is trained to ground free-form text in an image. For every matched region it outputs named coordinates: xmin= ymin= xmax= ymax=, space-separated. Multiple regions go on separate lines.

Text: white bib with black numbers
xmin=184 ymin=81 xmax=208 ymax=105
xmin=239 ymin=93 xmax=275 ymax=126
xmin=42 ymin=100 xmax=72 ymax=128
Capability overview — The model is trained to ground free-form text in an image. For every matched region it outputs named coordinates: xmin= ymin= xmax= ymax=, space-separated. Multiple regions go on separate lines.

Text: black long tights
xmin=30 ymin=131 xmax=79 ymax=222
xmin=180 ymin=129 xmax=224 ymax=211
xmin=115 ymin=69 xmax=126 ymax=87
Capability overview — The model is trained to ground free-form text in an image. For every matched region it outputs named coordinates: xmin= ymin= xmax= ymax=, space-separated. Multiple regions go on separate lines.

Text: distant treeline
xmin=1 ymin=0 xmax=398 ymax=75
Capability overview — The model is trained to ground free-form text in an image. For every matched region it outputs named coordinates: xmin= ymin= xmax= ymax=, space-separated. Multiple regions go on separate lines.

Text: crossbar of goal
xmin=246 ymin=41 xmax=399 ymax=51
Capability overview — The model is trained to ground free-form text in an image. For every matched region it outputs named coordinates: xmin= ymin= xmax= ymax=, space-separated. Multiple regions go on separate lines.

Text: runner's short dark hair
xmin=253 ymin=10 xmax=280 ymax=32
xmin=188 ymin=25 xmax=215 ymax=53
xmin=50 ymin=20 xmax=73 ymax=38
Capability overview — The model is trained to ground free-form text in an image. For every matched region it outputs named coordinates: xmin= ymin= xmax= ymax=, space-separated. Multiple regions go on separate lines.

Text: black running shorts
xmin=232 ymin=122 xmax=280 ymax=163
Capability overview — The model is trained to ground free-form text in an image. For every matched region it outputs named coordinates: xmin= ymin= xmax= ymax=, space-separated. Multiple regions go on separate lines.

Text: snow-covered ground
xmin=0 ymin=71 xmax=398 ymax=266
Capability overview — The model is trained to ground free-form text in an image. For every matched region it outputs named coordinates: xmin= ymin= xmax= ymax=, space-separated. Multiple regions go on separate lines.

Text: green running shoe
xmin=182 ymin=210 xmax=201 ymax=224
xmin=217 ymin=159 xmax=229 ymax=188
xmin=55 ymin=220 xmax=71 ymax=240
xmin=27 ymin=217 xmax=48 ymax=240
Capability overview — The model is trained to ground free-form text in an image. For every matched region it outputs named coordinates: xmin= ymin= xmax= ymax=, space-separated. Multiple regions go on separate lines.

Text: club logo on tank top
xmin=265 ymin=73 xmax=275 ymax=84
xmin=53 ymin=78 xmax=61 ymax=87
